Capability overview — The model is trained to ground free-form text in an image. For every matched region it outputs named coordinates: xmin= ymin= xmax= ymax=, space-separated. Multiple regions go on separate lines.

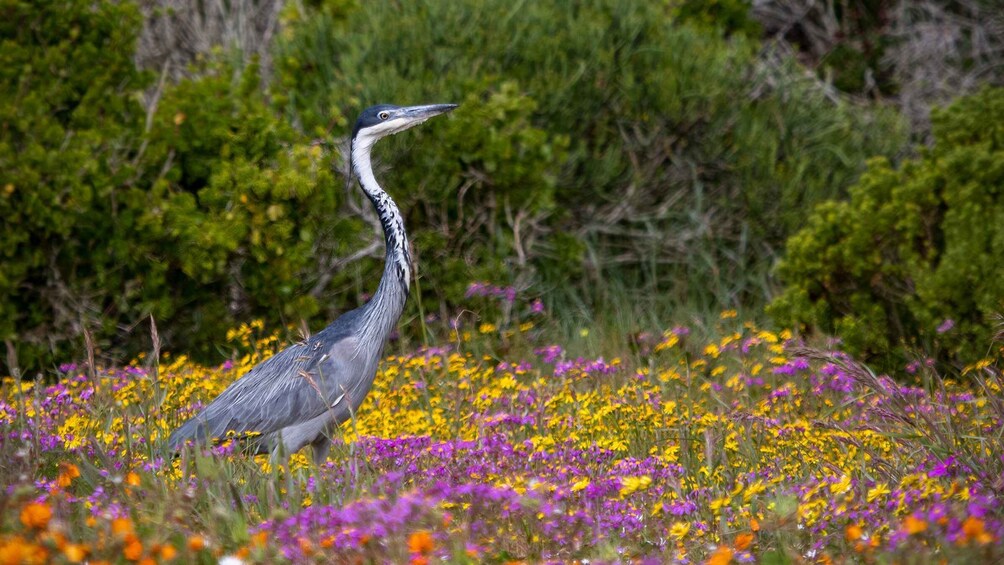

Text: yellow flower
xmin=866 ymin=483 xmax=890 ymax=503
xmin=571 ymin=478 xmax=590 ymax=492
xmin=829 ymin=474 xmax=851 ymax=495
xmin=743 ymin=480 xmax=767 ymax=502
xmin=709 ymin=496 xmax=731 ymax=512
xmin=756 ymin=330 xmax=779 ymax=343
xmin=619 ymin=476 xmax=652 ymax=497
xmin=670 ymin=521 xmax=690 ymax=539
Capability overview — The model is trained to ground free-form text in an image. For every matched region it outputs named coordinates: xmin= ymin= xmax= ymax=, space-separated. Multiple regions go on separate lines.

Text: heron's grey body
xmin=168 ymin=103 xmax=457 ymax=463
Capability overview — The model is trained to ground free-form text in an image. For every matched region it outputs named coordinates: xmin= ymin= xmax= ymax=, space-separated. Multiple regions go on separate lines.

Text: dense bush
xmin=2 ymin=0 xmax=908 ymax=372
xmin=771 ymin=87 xmax=1004 ymax=368
xmin=0 ymin=1 xmax=150 ymax=368
xmin=275 ymin=0 xmax=905 ymax=312
xmin=0 ymin=1 xmax=357 ymax=369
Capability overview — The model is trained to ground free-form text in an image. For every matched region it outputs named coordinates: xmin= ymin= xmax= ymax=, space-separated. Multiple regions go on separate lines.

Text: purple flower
xmin=936 ymin=319 xmax=955 ymax=334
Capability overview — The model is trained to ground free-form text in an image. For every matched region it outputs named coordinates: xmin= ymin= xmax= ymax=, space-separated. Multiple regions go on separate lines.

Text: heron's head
xmin=351 ymin=103 xmax=457 ymax=150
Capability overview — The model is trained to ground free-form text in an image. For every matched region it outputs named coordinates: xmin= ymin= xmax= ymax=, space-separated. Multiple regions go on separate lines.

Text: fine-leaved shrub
xmin=274 ymin=0 xmax=906 ymax=312
xmin=0 ymin=1 xmax=149 ymax=369
xmin=1 ymin=0 xmax=908 ymax=372
xmin=771 ymin=87 xmax=1004 ymax=368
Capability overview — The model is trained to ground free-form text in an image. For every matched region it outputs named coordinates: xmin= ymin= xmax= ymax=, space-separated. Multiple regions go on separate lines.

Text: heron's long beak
xmin=393 ymin=104 xmax=458 ymax=132
xmin=400 ymin=104 xmax=458 ymax=120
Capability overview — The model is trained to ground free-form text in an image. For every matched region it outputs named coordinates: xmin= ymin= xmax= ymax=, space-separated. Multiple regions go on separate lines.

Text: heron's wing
xmin=168 ymin=335 xmax=362 ymax=448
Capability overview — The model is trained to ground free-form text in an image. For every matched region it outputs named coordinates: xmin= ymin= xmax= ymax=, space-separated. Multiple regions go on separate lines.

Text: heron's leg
xmin=311 ymin=435 xmax=331 ymax=465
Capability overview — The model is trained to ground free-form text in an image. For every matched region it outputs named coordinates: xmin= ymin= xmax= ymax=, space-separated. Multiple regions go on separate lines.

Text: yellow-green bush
xmin=1 ymin=0 xmax=908 ymax=372
xmin=771 ymin=87 xmax=1004 ymax=368
xmin=0 ymin=2 xmax=353 ymax=368
xmin=274 ymin=0 xmax=905 ymax=310
xmin=0 ymin=1 xmax=149 ymax=368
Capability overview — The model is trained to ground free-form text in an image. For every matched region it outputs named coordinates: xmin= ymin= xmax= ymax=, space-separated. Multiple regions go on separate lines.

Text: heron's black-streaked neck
xmin=350 ymin=134 xmax=411 ymax=343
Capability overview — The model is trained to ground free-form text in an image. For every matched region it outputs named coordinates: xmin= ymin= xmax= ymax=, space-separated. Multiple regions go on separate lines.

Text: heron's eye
xmin=378 ymin=111 xmax=390 ymax=120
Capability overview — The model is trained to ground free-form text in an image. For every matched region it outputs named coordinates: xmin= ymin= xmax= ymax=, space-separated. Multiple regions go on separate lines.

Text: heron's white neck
xmin=351 ymin=134 xmax=411 ymax=340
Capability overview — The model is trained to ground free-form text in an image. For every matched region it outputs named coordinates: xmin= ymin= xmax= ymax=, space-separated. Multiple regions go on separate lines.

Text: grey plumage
xmin=168 ymin=103 xmax=457 ymax=463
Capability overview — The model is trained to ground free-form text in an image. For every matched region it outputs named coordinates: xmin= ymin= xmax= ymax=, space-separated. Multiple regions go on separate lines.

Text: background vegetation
xmin=2 ymin=0 xmax=1002 ymax=373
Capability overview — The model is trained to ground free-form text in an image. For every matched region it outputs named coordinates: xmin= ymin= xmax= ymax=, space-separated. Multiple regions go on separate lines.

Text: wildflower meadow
xmin=2 ymin=286 xmax=1002 ymax=564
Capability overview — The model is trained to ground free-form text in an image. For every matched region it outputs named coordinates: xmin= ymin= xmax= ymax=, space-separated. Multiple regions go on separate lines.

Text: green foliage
xmin=771 ymin=87 xmax=1004 ymax=367
xmin=1 ymin=0 xmax=910 ymax=372
xmin=673 ymin=0 xmax=761 ymax=38
xmin=138 ymin=60 xmax=357 ymax=355
xmin=275 ymin=0 xmax=905 ymax=313
xmin=0 ymin=0 xmax=148 ymax=367
xmin=0 ymin=1 xmax=356 ymax=369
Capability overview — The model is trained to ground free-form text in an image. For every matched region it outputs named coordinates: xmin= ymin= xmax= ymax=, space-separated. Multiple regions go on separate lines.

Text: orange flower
xmin=845 ymin=524 xmax=863 ymax=542
xmin=39 ymin=530 xmax=66 ymax=550
xmin=733 ymin=532 xmax=753 ymax=551
xmin=158 ymin=544 xmax=177 ymax=560
xmin=63 ymin=543 xmax=88 ymax=563
xmin=20 ymin=502 xmax=52 ymax=530
xmin=407 ymin=530 xmax=434 ymax=555
xmin=960 ymin=516 xmax=993 ymax=545
xmin=297 ymin=536 xmax=314 ymax=556
xmin=0 ymin=536 xmax=49 ymax=564
xmin=249 ymin=531 xmax=267 ymax=547
xmin=111 ymin=517 xmax=135 ymax=538
xmin=125 ymin=472 xmax=141 ymax=487
xmin=749 ymin=517 xmax=760 ymax=532
xmin=705 ymin=545 xmax=733 ymax=565
xmin=123 ymin=536 xmax=143 ymax=561
xmin=187 ymin=535 xmax=206 ymax=551
xmin=903 ymin=515 xmax=927 ymax=535
xmin=57 ymin=463 xmax=81 ymax=488
xmin=410 ymin=557 xmax=429 ymax=565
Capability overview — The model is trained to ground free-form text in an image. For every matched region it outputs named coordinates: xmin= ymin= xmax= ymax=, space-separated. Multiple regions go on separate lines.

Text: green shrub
xmin=275 ymin=0 xmax=906 ymax=311
xmin=1 ymin=0 xmax=909 ymax=372
xmin=0 ymin=0 xmax=149 ymax=369
xmin=770 ymin=87 xmax=1004 ymax=368
xmin=0 ymin=1 xmax=358 ymax=369
xmin=136 ymin=60 xmax=356 ymax=357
